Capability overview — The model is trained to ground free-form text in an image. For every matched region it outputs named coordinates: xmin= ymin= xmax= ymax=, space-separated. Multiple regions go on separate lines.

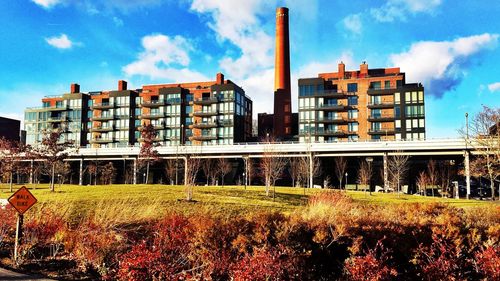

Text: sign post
xmin=7 ymin=186 xmax=37 ymax=264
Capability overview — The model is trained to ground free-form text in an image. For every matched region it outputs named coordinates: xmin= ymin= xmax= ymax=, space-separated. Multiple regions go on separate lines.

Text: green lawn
xmin=0 ymin=184 xmax=496 ymax=224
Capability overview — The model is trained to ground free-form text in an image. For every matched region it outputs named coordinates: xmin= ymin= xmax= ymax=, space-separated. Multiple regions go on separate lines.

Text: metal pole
xmin=465 ymin=150 xmax=470 ymax=200
xmin=383 ymin=152 xmax=389 ymax=192
xmin=133 ymin=158 xmax=137 ymax=185
xmin=14 ymin=214 xmax=23 ymax=264
xmin=79 ymin=159 xmax=83 ymax=186
xmin=29 ymin=160 xmax=33 ymax=184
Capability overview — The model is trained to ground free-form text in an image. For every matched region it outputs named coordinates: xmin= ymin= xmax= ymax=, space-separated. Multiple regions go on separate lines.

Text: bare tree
xmin=55 ymin=162 xmax=71 ymax=185
xmin=99 ymin=162 xmax=116 ymax=185
xmin=184 ymin=156 xmax=201 ymax=201
xmin=201 ymin=159 xmax=214 ymax=185
xmin=218 ymin=158 xmax=232 ymax=187
xmin=138 ymin=124 xmax=160 ymax=184
xmin=0 ymin=138 xmax=24 ymax=191
xmin=388 ymin=152 xmax=410 ymax=195
xmin=260 ymin=144 xmax=288 ymax=198
xmin=427 ymin=159 xmax=438 ymax=197
xmin=37 ymin=129 xmax=74 ymax=192
xmin=358 ymin=159 xmax=372 ymax=194
xmin=462 ymin=106 xmax=500 ymax=200
xmin=439 ymin=161 xmax=453 ymax=198
xmin=246 ymin=158 xmax=255 ymax=186
xmin=288 ymin=157 xmax=302 ymax=187
xmin=334 ymin=156 xmax=347 ymax=190
xmin=416 ymin=170 xmax=429 ymax=196
xmin=85 ymin=161 xmax=98 ymax=185
xmin=164 ymin=159 xmax=177 ymax=185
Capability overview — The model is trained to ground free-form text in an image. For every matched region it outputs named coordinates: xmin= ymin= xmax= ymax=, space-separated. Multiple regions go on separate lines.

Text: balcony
xmin=367 ymin=102 xmax=394 ymax=109
xmin=193 ymin=97 xmax=219 ymax=105
xmin=47 ymin=116 xmax=67 ymax=122
xmin=368 ymin=128 xmax=396 ymax=135
xmin=165 ymin=98 xmax=182 ymax=104
xmin=190 ymin=134 xmax=218 ymax=141
xmin=190 ymin=121 xmax=218 ymax=129
xmin=367 ymin=88 xmax=398 ymax=96
xmin=314 ymin=116 xmax=348 ymax=124
xmin=141 ymin=100 xmax=164 ymax=107
xmin=315 ymin=104 xmax=347 ymax=111
xmin=91 ymin=126 xmax=114 ymax=132
xmin=91 ymin=102 xmax=114 ymax=109
xmin=317 ymin=130 xmax=347 ymax=136
xmin=192 ymin=110 xmax=218 ymax=117
xmin=90 ymin=137 xmax=114 ymax=143
xmin=139 ymin=113 xmax=165 ymax=119
xmin=219 ymin=120 xmax=234 ymax=127
xmin=91 ymin=115 xmax=114 ymax=121
xmin=368 ymin=115 xmax=395 ymax=122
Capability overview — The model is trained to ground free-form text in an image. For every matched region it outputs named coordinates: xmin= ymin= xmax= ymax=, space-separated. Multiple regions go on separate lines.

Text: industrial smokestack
xmin=273 ymin=7 xmax=292 ymax=139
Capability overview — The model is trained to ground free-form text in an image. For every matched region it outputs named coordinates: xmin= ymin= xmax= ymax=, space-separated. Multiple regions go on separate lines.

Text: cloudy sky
xmin=0 ymin=0 xmax=499 ymax=138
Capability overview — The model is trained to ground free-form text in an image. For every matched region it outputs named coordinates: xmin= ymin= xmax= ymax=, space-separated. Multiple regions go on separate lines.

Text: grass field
xmin=1 ymin=183 xmax=496 ymax=224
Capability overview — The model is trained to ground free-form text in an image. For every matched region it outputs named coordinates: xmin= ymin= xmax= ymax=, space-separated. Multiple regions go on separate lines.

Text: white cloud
xmin=45 ymin=34 xmax=73 ymax=49
xmin=488 ymin=82 xmax=500 ymax=92
xmin=342 ymin=14 xmax=362 ymax=35
xmin=123 ymin=34 xmax=208 ymax=82
xmin=190 ymin=0 xmax=274 ymax=79
xmin=113 ymin=17 xmax=124 ymax=27
xmin=31 ymin=0 xmax=62 ymax=9
xmin=389 ymin=33 xmax=499 ymax=98
xmin=371 ymin=0 xmax=442 ymax=22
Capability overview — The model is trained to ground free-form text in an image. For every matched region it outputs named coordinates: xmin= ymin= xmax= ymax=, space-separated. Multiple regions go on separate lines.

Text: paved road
xmin=0 ymin=267 xmax=54 ymax=281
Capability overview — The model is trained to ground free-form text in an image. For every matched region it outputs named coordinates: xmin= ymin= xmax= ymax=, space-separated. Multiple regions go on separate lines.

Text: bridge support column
xmin=79 ymin=159 xmax=83 ymax=186
xmin=464 ymin=150 xmax=470 ymax=199
xmin=383 ymin=152 xmax=389 ymax=192
xmin=29 ymin=160 xmax=34 ymax=184
xmin=133 ymin=158 xmax=137 ymax=185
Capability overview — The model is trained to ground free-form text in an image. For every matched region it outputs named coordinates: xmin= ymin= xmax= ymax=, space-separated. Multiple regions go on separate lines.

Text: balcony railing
xmin=192 ymin=110 xmax=218 ymax=116
xmin=367 ymin=102 xmax=394 ymax=109
xmin=190 ymin=121 xmax=218 ymax=129
xmin=368 ymin=128 xmax=397 ymax=135
xmin=139 ymin=113 xmax=165 ymax=119
xmin=91 ymin=126 xmax=114 ymax=132
xmin=190 ymin=134 xmax=218 ymax=141
xmin=91 ymin=102 xmax=114 ymax=109
xmin=315 ymin=104 xmax=346 ymax=110
xmin=315 ymin=116 xmax=347 ymax=123
xmin=165 ymin=98 xmax=182 ymax=104
xmin=141 ymin=100 xmax=164 ymax=107
xmin=193 ymin=97 xmax=219 ymax=105
xmin=219 ymin=120 xmax=234 ymax=127
xmin=90 ymin=115 xmax=114 ymax=121
xmin=367 ymin=115 xmax=395 ymax=121
xmin=47 ymin=116 xmax=67 ymax=122
xmin=90 ymin=137 xmax=115 ymax=143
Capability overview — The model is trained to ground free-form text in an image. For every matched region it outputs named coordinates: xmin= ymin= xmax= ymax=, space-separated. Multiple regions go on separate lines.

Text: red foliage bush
xmin=344 ymin=240 xmax=397 ymax=281
xmin=475 ymin=246 xmax=500 ymax=279
xmin=0 ymin=205 xmax=16 ymax=248
xmin=231 ymin=246 xmax=300 ymax=281
xmin=116 ymin=214 xmax=194 ymax=280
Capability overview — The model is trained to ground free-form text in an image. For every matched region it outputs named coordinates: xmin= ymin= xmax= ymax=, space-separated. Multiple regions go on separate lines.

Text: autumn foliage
xmin=0 ymin=191 xmax=499 ymax=280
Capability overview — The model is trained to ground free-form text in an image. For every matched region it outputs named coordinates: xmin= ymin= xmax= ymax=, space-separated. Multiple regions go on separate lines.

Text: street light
xmin=143 ymin=172 xmax=146 ymax=184
xmin=345 ymin=172 xmax=348 ymax=190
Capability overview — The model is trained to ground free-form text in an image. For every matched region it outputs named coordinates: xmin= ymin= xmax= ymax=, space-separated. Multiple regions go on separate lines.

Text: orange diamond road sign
xmin=8 ymin=186 xmax=37 ymax=215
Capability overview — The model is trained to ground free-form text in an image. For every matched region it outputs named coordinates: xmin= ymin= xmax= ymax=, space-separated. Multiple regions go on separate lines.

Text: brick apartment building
xmin=24 ymin=73 xmax=253 ymax=147
xmin=298 ymin=62 xmax=425 ymax=142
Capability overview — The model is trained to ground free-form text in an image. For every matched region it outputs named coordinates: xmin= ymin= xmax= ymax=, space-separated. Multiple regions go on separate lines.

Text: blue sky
xmin=0 ymin=0 xmax=499 ymax=138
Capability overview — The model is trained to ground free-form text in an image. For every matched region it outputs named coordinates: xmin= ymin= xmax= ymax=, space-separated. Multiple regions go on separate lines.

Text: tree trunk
xmin=146 ymin=162 xmax=150 ymax=185
xmin=9 ymin=172 xmax=13 ymax=192
xmin=339 ymin=179 xmax=342 ymax=190
xmin=51 ymin=164 xmax=55 ymax=192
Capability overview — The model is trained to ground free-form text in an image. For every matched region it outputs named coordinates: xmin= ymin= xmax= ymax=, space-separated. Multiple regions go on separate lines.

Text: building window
xmin=347 ymin=96 xmax=358 ymax=106
xmin=395 ymin=120 xmax=401 ymax=129
xmin=370 ymin=81 xmax=381 ymax=90
xmin=348 ymin=122 xmax=358 ymax=132
xmin=348 ymin=109 xmax=358 ymax=119
xmin=371 ymin=109 xmax=381 ymax=118
xmin=384 ymin=81 xmax=391 ymax=89
xmin=395 ymin=107 xmax=400 ymax=118
xmin=394 ymin=92 xmax=400 ymax=104
xmin=347 ymin=83 xmax=358 ymax=92
xmin=397 ymin=80 xmax=403 ymax=88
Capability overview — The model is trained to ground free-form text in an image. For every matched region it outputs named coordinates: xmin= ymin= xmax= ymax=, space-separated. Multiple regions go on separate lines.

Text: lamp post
xmin=143 ymin=172 xmax=146 ymax=184
xmin=345 ymin=172 xmax=348 ymax=190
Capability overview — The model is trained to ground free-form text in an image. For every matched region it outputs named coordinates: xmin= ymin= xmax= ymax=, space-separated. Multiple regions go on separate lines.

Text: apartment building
xmin=24 ymin=73 xmax=253 ymax=147
xmin=298 ymin=62 xmax=425 ymax=143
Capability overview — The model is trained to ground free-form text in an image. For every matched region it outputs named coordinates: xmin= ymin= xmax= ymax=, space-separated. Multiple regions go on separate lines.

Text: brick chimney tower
xmin=273 ymin=7 xmax=292 ymax=139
